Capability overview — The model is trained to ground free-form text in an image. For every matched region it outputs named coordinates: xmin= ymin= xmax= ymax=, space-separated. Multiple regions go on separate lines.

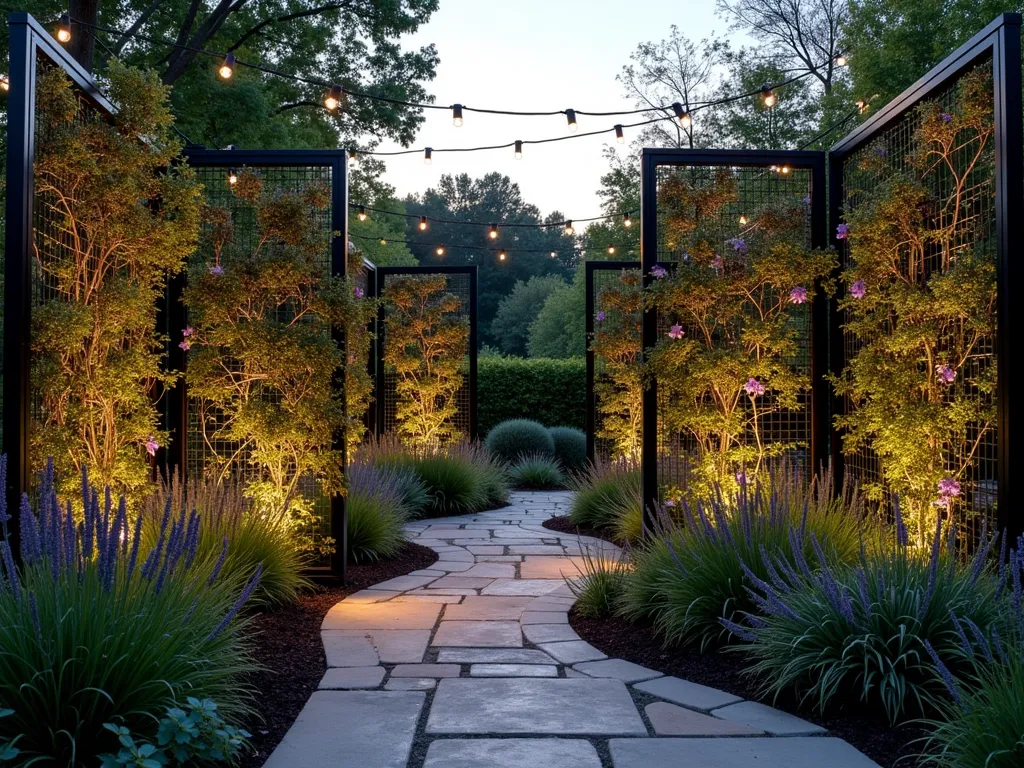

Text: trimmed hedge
xmin=479 ymin=356 xmax=585 ymax=435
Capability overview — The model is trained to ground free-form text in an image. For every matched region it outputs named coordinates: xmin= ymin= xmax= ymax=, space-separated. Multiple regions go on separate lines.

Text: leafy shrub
xmin=478 ymin=357 xmax=585 ymax=433
xmin=485 ymin=419 xmax=555 ymax=463
xmin=143 ymin=476 xmax=309 ymax=606
xmin=724 ymin=510 xmax=1001 ymax=723
xmin=619 ymin=469 xmax=866 ymax=651
xmin=0 ymin=460 xmax=259 ymax=764
xmin=346 ymin=463 xmax=411 ymax=563
xmin=548 ymin=426 xmax=587 ymax=472
xmin=568 ymin=460 xmax=641 ymax=535
xmin=567 ymin=545 xmax=630 ymax=618
xmin=510 ymin=454 xmax=565 ymax=490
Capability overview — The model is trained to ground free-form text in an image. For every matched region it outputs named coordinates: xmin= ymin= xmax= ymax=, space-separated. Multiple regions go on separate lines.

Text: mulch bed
xmin=239 ymin=541 xmax=438 ymax=767
xmin=542 ymin=514 xmax=624 ymax=545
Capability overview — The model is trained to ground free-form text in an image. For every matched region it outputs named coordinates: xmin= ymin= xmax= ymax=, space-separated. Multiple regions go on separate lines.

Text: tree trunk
xmin=68 ymin=0 xmax=100 ymax=72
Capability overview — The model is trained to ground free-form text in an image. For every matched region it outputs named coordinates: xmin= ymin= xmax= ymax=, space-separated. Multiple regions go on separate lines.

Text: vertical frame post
xmin=584 ymin=262 xmax=597 ymax=464
xmin=468 ymin=265 xmax=479 ymax=441
xmin=330 ymin=156 xmax=349 ymax=583
xmin=639 ymin=150 xmax=660 ymax=535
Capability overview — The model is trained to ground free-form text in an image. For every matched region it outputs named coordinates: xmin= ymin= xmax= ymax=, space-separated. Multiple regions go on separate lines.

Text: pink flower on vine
xmin=650 ymin=265 xmax=668 ymax=279
xmin=596 ymin=311 xmax=606 ymax=322
xmin=789 ymin=286 xmax=808 ymax=304
xmin=729 ymin=237 xmax=747 ymax=254
xmin=664 ymin=499 xmax=676 ymax=508
xmin=744 ymin=378 xmax=765 ymax=397
xmin=145 ymin=436 xmax=159 ymax=457
xmin=936 ymin=364 xmax=956 ymax=385
xmin=668 ymin=325 xmax=685 ymax=340
xmin=178 ymin=340 xmax=191 ymax=351
xmin=210 ymin=264 xmax=224 ymax=276
xmin=354 ymin=286 xmax=365 ymax=298
xmin=849 ymin=280 xmax=866 ymax=299
xmin=736 ymin=471 xmax=747 ymax=485
xmin=182 ymin=327 xmax=194 ymax=337
xmin=937 ymin=477 xmax=960 ymax=499
xmin=836 ymin=223 xmax=850 ymax=239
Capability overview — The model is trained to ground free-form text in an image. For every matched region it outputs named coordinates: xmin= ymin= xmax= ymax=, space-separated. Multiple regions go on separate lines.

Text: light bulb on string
xmin=760 ymin=84 xmax=776 ymax=108
xmin=1 ymin=74 xmax=10 ymax=92
xmin=488 ymin=224 xmax=499 ymax=240
xmin=671 ymin=103 xmax=692 ymax=128
xmin=348 ymin=150 xmax=358 ymax=169
xmin=565 ymin=109 xmax=578 ymax=133
xmin=418 ymin=216 xmax=428 ymax=231
xmin=607 ymin=245 xmax=616 ymax=255
xmin=57 ymin=14 xmax=71 ymax=43
xmin=219 ymin=52 xmax=236 ymax=80
xmin=739 ymin=215 xmax=748 ymax=225
xmin=380 ymin=238 xmax=387 ymax=246
xmin=836 ymin=54 xmax=848 ymax=67
xmin=452 ymin=103 xmax=464 ymax=127
xmin=228 ymin=168 xmax=238 ymax=185
xmin=856 ymin=99 xmax=868 ymax=114
xmin=564 ymin=220 xmax=574 ymax=236
xmin=550 ymin=252 xmax=558 ymax=258
xmin=615 ymin=124 xmax=625 ymax=144
xmin=424 ymin=147 xmax=432 ymax=165
xmin=623 ymin=213 xmax=633 ymax=228
xmin=436 ymin=246 xmax=445 ymax=257
xmin=498 ymin=250 xmax=507 ymax=261
xmin=357 ymin=205 xmax=367 ymax=222
xmin=324 ymin=85 xmax=343 ymax=111
xmin=514 ymin=140 xmax=523 ymax=160
xmin=780 ymin=165 xmax=791 ymax=174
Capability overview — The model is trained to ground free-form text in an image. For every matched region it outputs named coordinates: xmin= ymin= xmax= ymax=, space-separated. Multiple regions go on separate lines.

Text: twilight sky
xmin=375 ymin=0 xmax=727 ymax=225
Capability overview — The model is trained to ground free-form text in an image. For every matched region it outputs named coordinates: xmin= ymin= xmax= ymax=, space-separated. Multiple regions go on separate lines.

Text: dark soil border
xmin=240 ymin=541 xmax=438 ymax=767
xmin=542 ymin=513 xmax=622 ymax=545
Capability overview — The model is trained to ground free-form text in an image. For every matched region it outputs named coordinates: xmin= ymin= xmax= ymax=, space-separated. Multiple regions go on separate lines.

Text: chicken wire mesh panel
xmin=836 ymin=57 xmax=997 ymax=543
xmin=185 ymin=163 xmax=335 ymax=565
xmin=589 ymin=264 xmax=642 ymax=464
xmin=652 ymin=162 xmax=814 ymax=498
xmin=379 ymin=270 xmax=473 ymax=444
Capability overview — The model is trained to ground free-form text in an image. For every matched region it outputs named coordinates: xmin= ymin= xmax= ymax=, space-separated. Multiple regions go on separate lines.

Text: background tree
xmin=528 ymin=275 xmax=586 ymax=359
xmin=491 ymin=275 xmax=567 ymax=357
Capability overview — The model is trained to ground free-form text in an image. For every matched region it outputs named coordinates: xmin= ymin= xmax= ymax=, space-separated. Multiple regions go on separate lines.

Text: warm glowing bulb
xmin=228 ymin=168 xmax=238 ymax=185
xmin=219 ymin=52 xmax=236 ymax=80
xmin=615 ymin=124 xmax=624 ymax=144
xmin=550 ymin=252 xmax=558 ymax=258
xmin=380 ymin=238 xmax=387 ymax=245
xmin=672 ymin=103 xmax=692 ymax=128
xmin=452 ymin=103 xmax=464 ymax=127
xmin=0 ymin=74 xmax=9 ymax=92
xmin=836 ymin=54 xmax=848 ymax=67
xmin=357 ymin=205 xmax=367 ymax=222
xmin=607 ymin=245 xmax=616 ymax=255
xmin=761 ymin=84 xmax=776 ymax=108
xmin=514 ymin=140 xmax=523 ymax=159
xmin=739 ymin=215 xmax=748 ymax=225
xmin=348 ymin=150 xmax=358 ymax=169
xmin=436 ymin=246 xmax=445 ymax=256
xmin=564 ymin=220 xmax=574 ymax=235
xmin=325 ymin=85 xmax=343 ymax=111
xmin=856 ymin=99 xmax=868 ymax=114
xmin=781 ymin=165 xmax=791 ymax=174
xmin=418 ymin=216 xmax=428 ymax=231
xmin=498 ymin=250 xmax=507 ymax=261
xmin=623 ymin=213 xmax=633 ymax=228
xmin=488 ymin=225 xmax=499 ymax=240
xmin=565 ymin=109 xmax=578 ymax=133
xmin=424 ymin=147 xmax=432 ymax=165
xmin=57 ymin=14 xmax=71 ymax=43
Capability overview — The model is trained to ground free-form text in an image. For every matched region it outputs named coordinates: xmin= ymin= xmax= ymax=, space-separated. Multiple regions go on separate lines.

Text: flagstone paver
xmin=265 ymin=490 xmax=880 ymax=768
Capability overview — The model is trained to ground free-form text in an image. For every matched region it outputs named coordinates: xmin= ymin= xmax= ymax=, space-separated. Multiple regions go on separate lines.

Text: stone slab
xmin=521 ymin=611 xmax=569 ymax=624
xmin=519 ymin=556 xmax=588 ymax=579
xmin=391 ymin=594 xmax=464 ymax=604
xmin=508 ymin=545 xmax=568 ymax=555
xmin=263 ymin=691 xmax=424 ymax=768
xmin=407 ymin=588 xmax=479 ymax=596
xmin=466 ymin=545 xmax=506 ymax=555
xmin=369 ymin=574 xmax=439 ymax=591
xmin=423 ymin=738 xmax=602 ymax=768
xmin=644 ymin=702 xmax=763 ymax=736
xmin=608 ymin=738 xmax=880 ymax=768
xmin=321 ymin=633 xmax=379 ymax=668
xmin=390 ymin=663 xmax=461 ymax=678
xmin=459 ymin=563 xmax=517 ymax=577
xmin=470 ymin=664 xmax=558 ymax=677
xmin=384 ymin=677 xmax=437 ymax=691
xmin=429 ymin=576 xmax=497 ymax=590
xmin=443 ymin=596 xmax=531 ymax=621
xmin=342 ymin=589 xmax=402 ymax=604
xmin=427 ymin=678 xmax=646 ymax=735
xmin=712 ymin=701 xmax=827 ymax=736
xmin=477 ymin=555 xmax=523 ymax=562
xmin=326 ymin=629 xmax=431 ymax=663
xmin=481 ymin=579 xmax=565 ymax=596
xmin=321 ymin=602 xmax=442 ymax=631
xmin=537 ymin=641 xmax=606 ymax=664
xmin=432 ymin=620 xmax=523 ymax=647
xmin=633 ymin=675 xmax=742 ymax=712
xmin=431 ymin=561 xmax=476 ymax=572
xmin=318 ymin=666 xmax=385 ymax=689
xmin=437 ymin=648 xmax=556 ymax=664
xmin=524 ymin=624 xmax=580 ymax=643
xmin=573 ymin=659 xmax=662 ymax=684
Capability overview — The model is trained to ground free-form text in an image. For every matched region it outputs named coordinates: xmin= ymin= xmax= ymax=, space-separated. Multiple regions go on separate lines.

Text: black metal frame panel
xmin=179 ymin=148 xmax=350 ymax=582
xmin=371 ymin=265 xmax=478 ymax=442
xmin=827 ymin=13 xmax=1022 ymax=541
xmin=358 ymin=257 xmax=379 ymax=438
xmin=585 ymin=260 xmax=641 ymax=464
xmin=639 ymin=148 xmax=828 ymax=532
xmin=3 ymin=13 xmax=118 ymax=553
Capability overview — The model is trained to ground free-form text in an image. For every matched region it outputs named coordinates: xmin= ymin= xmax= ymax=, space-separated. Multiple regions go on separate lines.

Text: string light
xmin=424 ymin=147 xmax=432 ymax=165
xmin=514 ymin=140 xmax=523 ymax=159
xmin=836 ymin=54 xmax=848 ymax=67
xmin=623 ymin=213 xmax=632 ymax=228
xmin=607 ymin=245 xmax=616 ymax=255
xmin=761 ymin=84 xmax=776 ymax=108
xmin=452 ymin=103 xmax=464 ymax=127
xmin=418 ymin=216 xmax=428 ymax=231
xmin=615 ymin=124 xmax=625 ymax=144
xmin=672 ymin=103 xmax=692 ymax=128
xmin=856 ymin=99 xmax=867 ymax=114
xmin=357 ymin=205 xmax=367 ymax=222
xmin=498 ymin=250 xmax=507 ymax=261
xmin=436 ymin=246 xmax=445 ymax=256
xmin=564 ymin=220 xmax=574 ymax=235
xmin=324 ymin=85 xmax=343 ymax=111
xmin=550 ymin=252 xmax=558 ymax=258
xmin=488 ymin=224 xmax=499 ymax=240
xmin=781 ymin=165 xmax=791 ymax=174
xmin=0 ymin=74 xmax=9 ymax=92
xmin=566 ymin=109 xmax=578 ymax=133
xmin=380 ymin=238 xmax=387 ymax=245
xmin=228 ymin=168 xmax=238 ymax=185
xmin=57 ymin=13 xmax=71 ymax=43
xmin=739 ymin=215 xmax=748 ymax=225
xmin=218 ymin=52 xmax=235 ymax=80
xmin=348 ymin=149 xmax=358 ymax=169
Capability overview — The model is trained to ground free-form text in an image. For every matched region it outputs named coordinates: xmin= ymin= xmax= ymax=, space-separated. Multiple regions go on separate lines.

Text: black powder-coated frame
xmin=827 ymin=13 xmax=1023 ymax=541
xmin=371 ymin=265 xmax=478 ymax=442
xmin=585 ymin=260 xmax=640 ymax=464
xmin=360 ymin=257 xmax=379 ymax=438
xmin=3 ymin=13 xmax=118 ymax=554
xmin=639 ymin=148 xmax=828 ymax=534
xmin=178 ymin=148 xmax=350 ymax=582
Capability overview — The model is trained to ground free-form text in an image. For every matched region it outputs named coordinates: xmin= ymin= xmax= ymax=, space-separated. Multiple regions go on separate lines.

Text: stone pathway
xmin=265 ymin=491 xmax=880 ymax=767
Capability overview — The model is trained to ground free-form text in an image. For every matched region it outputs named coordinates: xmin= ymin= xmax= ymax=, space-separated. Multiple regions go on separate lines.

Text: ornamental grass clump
xmin=723 ymin=504 xmax=1002 ymax=724
xmin=619 ymin=468 xmax=865 ymax=651
xmin=567 ymin=459 xmax=641 ymax=538
xmin=510 ymin=453 xmax=565 ymax=490
xmin=0 ymin=458 xmax=260 ymax=764
xmin=346 ymin=462 xmax=412 ymax=563
xmin=567 ymin=544 xmax=631 ymax=619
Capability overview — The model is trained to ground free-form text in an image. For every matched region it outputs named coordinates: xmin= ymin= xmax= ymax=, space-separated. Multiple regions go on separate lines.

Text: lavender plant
xmin=346 ymin=462 xmax=413 ymax=563
xmin=723 ymin=505 xmax=1001 ymax=723
xmin=567 ymin=459 xmax=641 ymax=541
xmin=619 ymin=468 xmax=865 ymax=650
xmin=0 ymin=458 xmax=260 ymax=763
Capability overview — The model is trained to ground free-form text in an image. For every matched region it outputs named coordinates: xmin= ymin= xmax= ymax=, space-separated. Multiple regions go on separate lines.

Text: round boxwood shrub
xmin=484 ymin=419 xmax=554 ymax=463
xmin=548 ymin=426 xmax=587 ymax=472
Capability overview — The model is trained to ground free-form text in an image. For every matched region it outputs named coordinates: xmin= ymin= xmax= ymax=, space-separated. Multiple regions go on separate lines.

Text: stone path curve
xmin=265 ymin=491 xmax=880 ymax=767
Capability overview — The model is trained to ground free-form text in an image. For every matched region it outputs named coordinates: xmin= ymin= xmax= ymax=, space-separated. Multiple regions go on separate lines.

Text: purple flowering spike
xmin=760 ymin=546 xmax=791 ymax=593
xmin=849 ymin=279 xmax=866 ymax=299
xmin=664 ymin=537 xmax=691 ymax=578
xmin=0 ymin=456 xmax=8 ymax=533
xmin=856 ymin=568 xmax=871 ymax=613
xmin=64 ymin=498 xmax=76 ymax=569
xmin=720 ymin=617 xmax=757 ymax=642
xmin=923 ymin=640 xmax=961 ymax=704
xmin=948 ymin=611 xmax=972 ymax=655
xmin=207 ymin=564 xmax=263 ymax=640
xmin=208 ymin=537 xmax=230 ymax=586
xmin=143 ymin=497 xmax=173 ymax=581
xmin=1 ymin=543 xmax=21 ymax=604
xmin=19 ymin=494 xmax=42 ymax=565
xmin=127 ymin=512 xmax=145 ymax=580
xmin=893 ymin=496 xmax=908 ymax=546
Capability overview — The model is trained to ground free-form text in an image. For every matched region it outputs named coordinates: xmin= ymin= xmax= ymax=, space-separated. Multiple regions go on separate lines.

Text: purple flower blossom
xmin=729 ymin=237 xmax=748 ymax=254
xmin=354 ymin=286 xmax=365 ymax=298
xmin=668 ymin=324 xmax=685 ymax=340
xmin=941 ymin=112 xmax=954 ymax=123
xmin=650 ymin=265 xmax=668 ymax=279
xmin=711 ymin=254 xmax=724 ymax=271
xmin=938 ymin=477 xmax=961 ymax=499
xmin=803 ymin=194 xmax=811 ymax=205
xmin=596 ymin=311 xmax=606 ymax=322
xmin=145 ymin=435 xmax=159 ymax=457
xmin=936 ymin=364 xmax=956 ymax=385
xmin=178 ymin=340 xmax=191 ymax=351
xmin=182 ymin=326 xmax=194 ymax=338
xmin=664 ymin=499 xmax=676 ymax=508
xmin=735 ymin=471 xmax=747 ymax=485
xmin=210 ymin=264 xmax=224 ymax=276
xmin=875 ymin=145 xmax=888 ymax=157
xmin=789 ymin=286 xmax=808 ymax=304
xmin=849 ymin=279 xmax=866 ymax=299
xmin=836 ymin=223 xmax=850 ymax=240
xmin=744 ymin=377 xmax=765 ymax=397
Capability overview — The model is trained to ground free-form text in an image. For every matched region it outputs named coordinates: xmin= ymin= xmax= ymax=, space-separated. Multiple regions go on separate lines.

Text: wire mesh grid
xmin=185 ymin=163 xmax=336 ymax=565
xmin=379 ymin=271 xmax=473 ymax=443
xmin=837 ymin=57 xmax=997 ymax=543
xmin=652 ymin=162 xmax=815 ymax=495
